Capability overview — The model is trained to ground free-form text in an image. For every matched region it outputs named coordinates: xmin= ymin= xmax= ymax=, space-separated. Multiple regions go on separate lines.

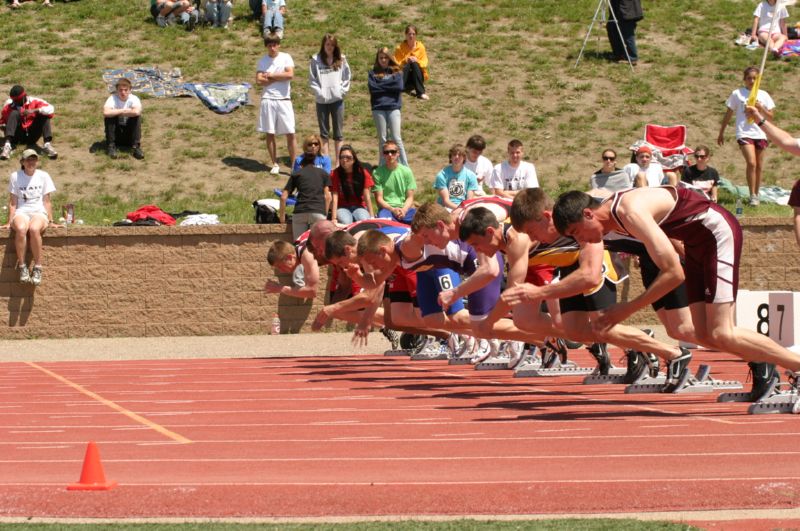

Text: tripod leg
xmin=574 ymin=0 xmax=605 ymax=68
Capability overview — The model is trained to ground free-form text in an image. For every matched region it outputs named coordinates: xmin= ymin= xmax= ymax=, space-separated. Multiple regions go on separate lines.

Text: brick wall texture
xmin=1 ymin=218 xmax=797 ymax=338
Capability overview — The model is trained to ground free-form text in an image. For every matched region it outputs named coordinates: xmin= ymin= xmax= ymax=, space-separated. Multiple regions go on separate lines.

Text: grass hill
xmin=1 ymin=0 xmax=798 ymax=223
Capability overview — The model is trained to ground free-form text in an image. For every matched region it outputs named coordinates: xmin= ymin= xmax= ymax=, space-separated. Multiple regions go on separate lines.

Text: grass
xmin=0 ymin=0 xmax=797 ymax=225
xmin=0 ymin=521 xmax=698 ymax=530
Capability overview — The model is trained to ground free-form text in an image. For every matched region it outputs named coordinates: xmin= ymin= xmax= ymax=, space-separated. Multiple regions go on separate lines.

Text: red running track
xmin=0 ymin=347 xmax=799 ymax=521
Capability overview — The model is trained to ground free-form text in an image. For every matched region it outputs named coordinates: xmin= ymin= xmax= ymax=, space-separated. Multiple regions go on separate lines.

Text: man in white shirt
xmin=622 ymin=145 xmax=664 ymax=188
xmin=102 ymin=78 xmax=143 ymax=160
xmin=256 ymin=33 xmax=297 ymax=175
xmin=463 ymin=134 xmax=493 ymax=196
xmin=488 ymin=139 xmax=539 ymax=198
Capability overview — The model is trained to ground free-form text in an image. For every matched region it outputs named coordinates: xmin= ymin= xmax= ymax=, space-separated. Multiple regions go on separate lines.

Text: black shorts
xmin=639 ymin=254 xmax=689 ymax=311
xmin=559 ymin=280 xmax=616 ymax=314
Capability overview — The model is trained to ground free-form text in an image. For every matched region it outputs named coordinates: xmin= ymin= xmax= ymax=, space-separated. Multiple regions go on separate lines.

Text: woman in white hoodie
xmin=308 ymin=34 xmax=351 ymax=168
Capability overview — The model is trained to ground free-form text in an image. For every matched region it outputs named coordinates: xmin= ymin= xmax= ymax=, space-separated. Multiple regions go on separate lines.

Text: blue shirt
xmin=434 ymin=166 xmax=479 ymax=207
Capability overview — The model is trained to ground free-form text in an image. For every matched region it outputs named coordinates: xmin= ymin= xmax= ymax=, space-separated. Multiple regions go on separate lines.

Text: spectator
xmin=434 ymin=144 xmax=479 ymax=210
xmin=622 ymin=145 xmax=664 ymax=188
xmin=488 ymin=139 xmax=538 ymax=198
xmin=280 ymin=152 xmax=331 ymax=241
xmin=751 ymin=0 xmax=789 ymax=56
xmin=102 ymin=78 xmax=144 ymax=160
xmin=3 ymin=149 xmax=60 ymax=286
xmin=1 ymin=85 xmax=57 ymax=161
xmin=260 ymin=0 xmax=286 ymax=38
xmin=745 ymin=105 xmax=800 ymax=246
xmin=393 ymin=24 xmax=429 ymax=100
xmin=308 ymin=34 xmax=351 ymax=168
xmin=373 ymin=140 xmax=416 ymax=223
xmin=256 ymin=33 xmax=296 ymax=176
xmin=330 ymin=145 xmax=374 ymax=224
xmin=368 ymin=47 xmax=407 ymax=167
xmin=590 ymin=149 xmax=632 ymax=192
xmin=607 ymin=0 xmax=643 ymax=65
xmin=718 ymin=65 xmax=775 ymax=206
xmin=150 ymin=0 xmax=198 ymax=30
xmin=681 ymin=145 xmax=720 ymax=202
xmin=203 ymin=0 xmax=232 ymax=29
xmin=292 ymin=134 xmax=331 ymax=173
xmin=464 ymin=134 xmax=493 ymax=196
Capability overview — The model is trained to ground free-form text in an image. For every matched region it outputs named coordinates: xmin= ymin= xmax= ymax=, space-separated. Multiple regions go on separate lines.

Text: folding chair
xmin=640 ymin=124 xmax=694 ymax=171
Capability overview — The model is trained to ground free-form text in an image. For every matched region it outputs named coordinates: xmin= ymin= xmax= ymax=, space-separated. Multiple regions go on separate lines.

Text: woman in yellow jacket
xmin=393 ymin=24 xmax=429 ymax=100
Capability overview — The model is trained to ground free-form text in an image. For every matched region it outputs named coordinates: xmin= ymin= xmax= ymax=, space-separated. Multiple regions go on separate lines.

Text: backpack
xmin=253 ymin=199 xmax=281 ymax=224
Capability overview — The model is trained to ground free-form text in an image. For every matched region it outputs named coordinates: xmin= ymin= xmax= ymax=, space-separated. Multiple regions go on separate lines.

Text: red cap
xmin=636 ymin=145 xmax=652 ymax=155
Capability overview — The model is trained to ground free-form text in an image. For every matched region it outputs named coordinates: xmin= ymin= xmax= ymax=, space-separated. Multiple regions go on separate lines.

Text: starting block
xmin=582 ymin=367 xmax=628 ymax=385
xmin=410 ymin=350 xmax=449 ymax=361
xmin=384 ymin=348 xmax=412 ymax=356
xmin=718 ymin=378 xmax=800 ymax=414
xmin=514 ymin=355 xmax=595 ymax=377
xmin=624 ymin=364 xmax=742 ymax=394
xmin=475 ymin=356 xmax=512 ymax=371
xmin=512 ymin=354 xmax=541 ymax=375
xmin=448 ymin=355 xmax=474 ymax=365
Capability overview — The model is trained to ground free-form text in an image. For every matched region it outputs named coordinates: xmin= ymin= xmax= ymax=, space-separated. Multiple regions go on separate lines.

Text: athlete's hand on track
xmin=352 ymin=324 xmax=369 ymax=347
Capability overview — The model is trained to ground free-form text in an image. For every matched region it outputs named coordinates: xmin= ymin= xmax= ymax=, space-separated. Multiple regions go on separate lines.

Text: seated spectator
xmin=488 ymin=139 xmax=538 ymax=198
xmin=280 ymin=152 xmax=331 ymax=241
xmin=464 ymin=134 xmax=493 ymax=196
xmin=590 ymin=148 xmax=630 ymax=192
xmin=681 ymin=145 xmax=720 ymax=202
xmin=203 ymin=0 xmax=232 ymax=28
xmin=292 ymin=134 xmax=331 ymax=174
xmin=330 ymin=145 xmax=374 ymax=224
xmin=10 ymin=0 xmax=52 ymax=7
xmin=102 ymin=78 xmax=144 ymax=160
xmin=622 ymin=145 xmax=664 ymax=187
xmin=260 ymin=0 xmax=286 ymax=38
xmin=751 ymin=0 xmax=789 ymax=56
xmin=373 ymin=140 xmax=416 ymax=223
xmin=3 ymin=149 xmax=60 ymax=286
xmin=0 ymin=85 xmax=58 ymax=161
xmin=393 ymin=24 xmax=429 ymax=100
xmin=434 ymin=144 xmax=479 ymax=210
xmin=150 ymin=0 xmax=198 ymax=30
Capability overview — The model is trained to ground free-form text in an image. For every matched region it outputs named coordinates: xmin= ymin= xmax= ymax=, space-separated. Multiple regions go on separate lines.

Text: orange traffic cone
xmin=67 ymin=441 xmax=118 ymax=491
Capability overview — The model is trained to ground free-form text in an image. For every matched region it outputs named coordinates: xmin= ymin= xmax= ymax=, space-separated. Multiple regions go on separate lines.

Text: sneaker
xmin=418 ymin=93 xmax=430 ymax=101
xmin=42 ymin=142 xmax=58 ymax=159
xmin=107 ymin=143 xmax=118 ymax=159
xmin=185 ymin=14 xmax=196 ymax=31
xmin=380 ymin=328 xmax=400 ymax=351
xmin=455 ymin=335 xmax=476 ymax=358
xmin=662 ymin=348 xmax=692 ymax=393
xmin=748 ymin=194 xmax=760 ymax=206
xmin=544 ymin=337 xmax=568 ymax=364
xmin=156 ymin=15 xmax=168 ymax=27
xmin=588 ymin=343 xmax=611 ymax=375
xmin=505 ymin=341 xmax=526 ymax=369
xmin=270 ymin=163 xmax=280 ymax=175
xmin=0 ymin=143 xmax=11 ymax=160
xmin=399 ymin=332 xmax=424 ymax=351
xmin=132 ymin=145 xmax=144 ymax=160
xmin=623 ymin=350 xmax=648 ymax=384
xmin=748 ymin=362 xmax=779 ymax=402
xmin=413 ymin=339 xmax=449 ymax=360
xmin=645 ymin=352 xmax=660 ymax=378
xmin=446 ymin=333 xmax=461 ymax=358
xmin=541 ymin=345 xmax=560 ymax=369
xmin=471 ymin=338 xmax=499 ymax=364
xmin=412 ymin=336 xmax=436 ymax=356
xmin=30 ymin=266 xmax=42 ymax=286
xmin=17 ymin=263 xmax=30 ymax=284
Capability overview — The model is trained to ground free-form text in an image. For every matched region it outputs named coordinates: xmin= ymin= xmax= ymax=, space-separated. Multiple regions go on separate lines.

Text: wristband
xmin=757 ymin=117 xmax=766 ymax=127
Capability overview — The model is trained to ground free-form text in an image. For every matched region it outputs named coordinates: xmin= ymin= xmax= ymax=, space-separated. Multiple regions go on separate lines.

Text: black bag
xmin=253 ymin=200 xmax=281 ymax=224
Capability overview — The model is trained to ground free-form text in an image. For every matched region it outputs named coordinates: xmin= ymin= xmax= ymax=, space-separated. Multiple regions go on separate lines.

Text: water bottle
xmin=735 ymin=197 xmax=743 ymax=218
xmin=271 ymin=314 xmax=281 ymax=335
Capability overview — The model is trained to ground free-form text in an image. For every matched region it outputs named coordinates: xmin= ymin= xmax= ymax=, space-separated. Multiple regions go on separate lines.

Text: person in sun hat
xmin=0 ymin=85 xmax=58 ymax=161
xmin=2 ymin=148 xmax=61 ymax=286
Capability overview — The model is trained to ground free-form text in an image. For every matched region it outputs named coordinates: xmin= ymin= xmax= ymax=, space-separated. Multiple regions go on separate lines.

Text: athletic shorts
xmin=737 ymin=137 xmax=768 ymax=150
xmin=386 ymin=266 xmax=417 ymax=304
xmin=467 ymin=252 xmax=504 ymax=320
xmin=10 ymin=211 xmax=48 ymax=225
xmin=639 ymin=254 xmax=689 ymax=311
xmin=682 ymin=203 xmax=742 ymax=304
xmin=257 ymin=98 xmax=295 ymax=135
xmin=559 ymin=279 xmax=616 ymax=314
xmin=525 ymin=263 xmax=555 ymax=286
xmin=415 ymin=267 xmax=465 ymax=317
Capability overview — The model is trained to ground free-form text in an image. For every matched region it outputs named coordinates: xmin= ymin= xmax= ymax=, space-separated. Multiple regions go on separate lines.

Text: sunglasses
xmin=383 ymin=149 xmax=399 ymax=155
xmin=602 ymin=156 xmax=616 ymax=161
xmin=339 ymin=155 xmax=354 ymax=160
xmin=307 ymin=142 xmax=320 ymax=147
xmin=695 ymin=154 xmax=708 ymax=159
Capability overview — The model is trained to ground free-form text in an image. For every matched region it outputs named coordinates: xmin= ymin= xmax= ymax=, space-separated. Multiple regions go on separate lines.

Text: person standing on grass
xmin=3 ymin=149 xmax=61 ymax=286
xmin=607 ymin=0 xmax=643 ymax=65
xmin=279 ymin=152 xmax=331 ymax=241
xmin=464 ymin=134 xmax=493 ymax=196
xmin=309 ymin=33 xmax=351 ymax=168
xmin=488 ymin=139 xmax=538 ymax=199
xmin=102 ymin=78 xmax=144 ymax=160
xmin=1 ymin=85 xmax=58 ymax=161
xmin=393 ymin=24 xmax=430 ymax=100
xmin=718 ymin=65 xmax=775 ymax=207
xmin=745 ymin=104 xmax=800 ymax=247
xmin=368 ymin=47 xmax=407 ymax=167
xmin=256 ymin=32 xmax=297 ymax=176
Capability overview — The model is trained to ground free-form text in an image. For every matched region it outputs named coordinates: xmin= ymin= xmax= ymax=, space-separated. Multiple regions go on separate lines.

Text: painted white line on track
xmin=9 ymin=430 xmax=64 ymax=434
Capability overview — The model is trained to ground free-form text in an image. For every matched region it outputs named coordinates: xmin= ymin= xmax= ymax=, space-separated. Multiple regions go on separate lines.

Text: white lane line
xmin=8 ymin=430 xmax=64 ymax=434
